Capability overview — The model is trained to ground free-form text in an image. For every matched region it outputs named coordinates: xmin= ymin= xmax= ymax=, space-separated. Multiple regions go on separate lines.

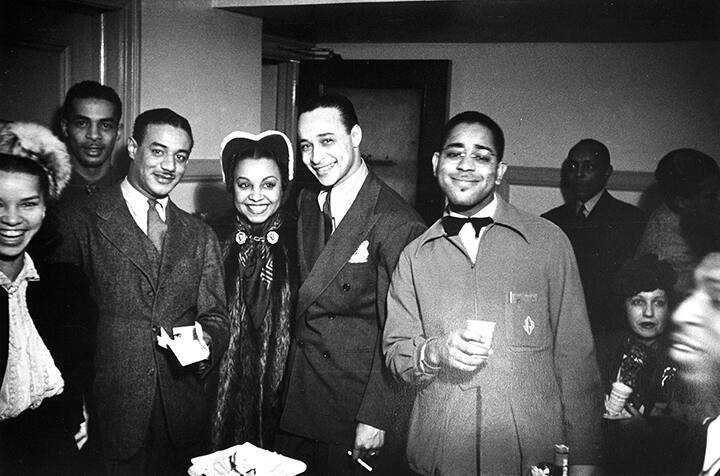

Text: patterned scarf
xmin=234 ymin=213 xmax=283 ymax=329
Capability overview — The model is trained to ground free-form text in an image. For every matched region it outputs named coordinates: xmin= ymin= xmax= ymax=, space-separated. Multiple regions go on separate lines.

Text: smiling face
xmin=61 ymin=98 xmax=121 ymax=171
xmin=625 ymin=289 xmax=669 ymax=342
xmin=298 ymin=107 xmax=362 ymax=188
xmin=233 ymin=157 xmax=283 ymax=224
xmin=0 ymin=171 xmax=45 ymax=279
xmin=127 ymin=124 xmax=191 ymax=199
xmin=432 ymin=122 xmax=507 ymax=216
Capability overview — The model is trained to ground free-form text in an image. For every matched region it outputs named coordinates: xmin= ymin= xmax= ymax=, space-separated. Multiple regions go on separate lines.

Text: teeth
xmin=0 ymin=230 xmax=23 ymax=238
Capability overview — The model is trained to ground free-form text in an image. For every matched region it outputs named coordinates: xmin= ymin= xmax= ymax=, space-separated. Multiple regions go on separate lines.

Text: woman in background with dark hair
xmin=210 ymin=130 xmax=296 ymax=451
xmin=596 ymin=253 xmax=691 ymax=475
xmin=0 ymin=122 xmax=96 ymax=474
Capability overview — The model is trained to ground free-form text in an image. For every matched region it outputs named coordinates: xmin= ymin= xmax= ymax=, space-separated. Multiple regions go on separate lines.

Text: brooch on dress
xmin=235 ymin=230 xmax=279 ymax=245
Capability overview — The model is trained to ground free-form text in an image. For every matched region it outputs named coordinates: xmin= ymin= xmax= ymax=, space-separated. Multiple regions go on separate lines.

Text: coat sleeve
xmin=196 ymin=225 xmax=230 ymax=374
xmin=383 ymin=243 xmax=438 ymax=387
xmin=355 ymin=219 xmax=426 ymax=430
xmin=549 ymin=231 xmax=603 ymax=465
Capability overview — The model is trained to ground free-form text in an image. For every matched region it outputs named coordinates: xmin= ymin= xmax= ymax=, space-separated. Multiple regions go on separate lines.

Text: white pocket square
xmin=349 ymin=240 xmax=369 ymax=263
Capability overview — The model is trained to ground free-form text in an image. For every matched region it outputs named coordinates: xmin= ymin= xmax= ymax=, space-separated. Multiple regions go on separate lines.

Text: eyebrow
xmin=443 ymin=142 xmax=495 ymax=152
xmin=70 ymin=114 xmax=117 ymax=122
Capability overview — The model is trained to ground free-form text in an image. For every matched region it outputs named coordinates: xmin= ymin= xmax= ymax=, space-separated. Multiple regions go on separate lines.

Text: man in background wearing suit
xmin=278 ymin=94 xmax=426 ymax=475
xmin=542 ymin=139 xmax=647 ymax=333
xmin=57 ymin=108 xmax=229 ymax=474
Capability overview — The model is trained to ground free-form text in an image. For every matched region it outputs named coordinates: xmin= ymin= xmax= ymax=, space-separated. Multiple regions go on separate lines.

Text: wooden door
xmin=1 ymin=0 xmax=138 ymax=170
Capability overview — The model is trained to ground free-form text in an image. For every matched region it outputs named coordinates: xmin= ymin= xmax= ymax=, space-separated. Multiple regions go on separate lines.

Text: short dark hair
xmin=298 ymin=93 xmax=359 ymax=133
xmin=132 ymin=108 xmax=193 ymax=149
xmin=0 ymin=153 xmax=49 ymax=200
xmin=568 ymin=139 xmax=610 ymax=166
xmin=440 ymin=111 xmax=505 ymax=160
xmin=62 ymin=80 xmax=122 ymax=122
xmin=655 ymin=148 xmax=720 ymax=201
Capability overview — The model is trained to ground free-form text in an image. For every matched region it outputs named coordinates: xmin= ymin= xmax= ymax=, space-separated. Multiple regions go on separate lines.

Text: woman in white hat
xmin=211 ymin=130 xmax=296 ymax=451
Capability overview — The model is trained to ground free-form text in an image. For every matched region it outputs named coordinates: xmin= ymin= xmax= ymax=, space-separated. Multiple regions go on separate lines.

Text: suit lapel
xmin=296 ymin=173 xmax=381 ymax=317
xmin=297 ymin=187 xmax=325 ymax=280
xmin=157 ymin=202 xmax=191 ymax=288
xmin=95 ymin=186 xmax=159 ymax=290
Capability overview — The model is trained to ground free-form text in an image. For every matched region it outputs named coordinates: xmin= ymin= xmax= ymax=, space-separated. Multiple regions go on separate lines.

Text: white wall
xmin=139 ymin=0 xmax=263 ymax=212
xmin=319 ymin=41 xmax=720 ymax=213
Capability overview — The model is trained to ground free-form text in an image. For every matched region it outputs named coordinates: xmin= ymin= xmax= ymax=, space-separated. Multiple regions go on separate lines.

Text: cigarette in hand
xmin=347 ymin=451 xmax=373 ymax=471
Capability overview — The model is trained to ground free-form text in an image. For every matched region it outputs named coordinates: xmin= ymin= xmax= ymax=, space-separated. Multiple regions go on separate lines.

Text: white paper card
xmin=156 ymin=322 xmax=210 ymax=366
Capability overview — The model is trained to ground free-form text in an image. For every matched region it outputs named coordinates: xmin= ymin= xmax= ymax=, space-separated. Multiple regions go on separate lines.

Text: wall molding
xmin=505 ymin=166 xmax=655 ymax=192
xmin=184 ymin=158 xmax=224 ymax=183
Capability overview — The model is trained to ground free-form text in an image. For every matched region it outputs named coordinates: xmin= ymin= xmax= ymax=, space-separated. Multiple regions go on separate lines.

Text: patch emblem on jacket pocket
xmin=523 ymin=316 xmax=535 ymax=336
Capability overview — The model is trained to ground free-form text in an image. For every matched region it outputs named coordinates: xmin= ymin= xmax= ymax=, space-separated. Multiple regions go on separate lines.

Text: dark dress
xmin=211 ymin=211 xmax=296 ymax=451
xmin=0 ymin=261 xmax=96 ymax=475
xmin=596 ymin=331 xmax=691 ymax=475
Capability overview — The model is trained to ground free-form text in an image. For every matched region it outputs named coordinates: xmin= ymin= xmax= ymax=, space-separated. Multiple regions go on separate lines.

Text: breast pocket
xmin=504 ymin=291 xmax=550 ymax=351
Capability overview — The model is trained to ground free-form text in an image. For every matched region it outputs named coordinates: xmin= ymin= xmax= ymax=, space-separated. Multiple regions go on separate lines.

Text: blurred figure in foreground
xmin=670 ymin=253 xmax=720 ymax=475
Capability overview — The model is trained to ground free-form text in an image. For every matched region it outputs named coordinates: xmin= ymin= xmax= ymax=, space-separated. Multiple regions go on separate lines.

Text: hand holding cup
xmin=426 ymin=320 xmax=496 ymax=372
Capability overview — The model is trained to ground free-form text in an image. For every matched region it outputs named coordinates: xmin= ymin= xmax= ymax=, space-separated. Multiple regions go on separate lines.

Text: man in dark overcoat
xmin=56 ymin=108 xmax=229 ymax=474
xmin=277 ymin=94 xmax=426 ymax=475
xmin=542 ymin=139 xmax=647 ymax=333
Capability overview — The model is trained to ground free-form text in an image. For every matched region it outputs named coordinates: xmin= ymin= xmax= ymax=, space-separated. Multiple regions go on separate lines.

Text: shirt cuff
xmin=419 ymin=337 xmax=441 ymax=375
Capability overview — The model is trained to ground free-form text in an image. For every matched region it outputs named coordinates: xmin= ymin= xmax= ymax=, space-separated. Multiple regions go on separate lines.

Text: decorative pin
xmin=523 ymin=316 xmax=535 ymax=336
xmin=266 ymin=231 xmax=279 ymax=244
xmin=235 ymin=231 xmax=247 ymax=245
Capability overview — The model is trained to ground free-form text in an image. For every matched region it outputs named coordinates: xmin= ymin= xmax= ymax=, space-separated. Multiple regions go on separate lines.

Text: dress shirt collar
xmin=120 ymin=178 xmax=168 ymax=233
xmin=0 ymin=253 xmax=39 ymax=293
xmin=317 ymin=159 xmax=369 ymax=230
xmin=577 ymin=189 xmax=604 ymax=215
xmin=418 ymin=194 xmax=530 ymax=251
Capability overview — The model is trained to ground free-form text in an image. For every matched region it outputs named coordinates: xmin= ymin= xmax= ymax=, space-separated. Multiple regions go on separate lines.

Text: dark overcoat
xmin=542 ymin=190 xmax=647 ymax=332
xmin=55 ymin=185 xmax=229 ymax=460
xmin=280 ymin=171 xmax=426 ymax=447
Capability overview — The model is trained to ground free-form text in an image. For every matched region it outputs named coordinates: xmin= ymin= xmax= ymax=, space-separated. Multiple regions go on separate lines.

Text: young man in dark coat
xmin=277 ymin=94 xmax=426 ymax=475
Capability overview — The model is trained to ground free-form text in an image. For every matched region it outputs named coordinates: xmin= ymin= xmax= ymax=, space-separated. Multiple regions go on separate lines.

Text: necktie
xmin=147 ymin=198 xmax=167 ymax=252
xmin=322 ymin=189 xmax=333 ymax=243
xmin=577 ymin=203 xmax=587 ymax=222
xmin=442 ymin=216 xmax=493 ymax=238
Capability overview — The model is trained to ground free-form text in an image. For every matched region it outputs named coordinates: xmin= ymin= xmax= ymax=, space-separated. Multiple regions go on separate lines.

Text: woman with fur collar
xmin=0 ymin=122 xmax=96 ymax=473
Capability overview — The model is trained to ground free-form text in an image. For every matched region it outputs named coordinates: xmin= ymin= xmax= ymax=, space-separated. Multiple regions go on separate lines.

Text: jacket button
xmin=322 ymin=351 xmax=330 ymax=359
xmin=328 ymin=315 xmax=335 ymax=320
xmin=147 ymin=368 xmax=155 ymax=376
xmin=342 ymin=283 xmax=351 ymax=292
xmin=298 ymin=340 xmax=304 ymax=348
xmin=152 ymin=325 xmax=159 ymax=333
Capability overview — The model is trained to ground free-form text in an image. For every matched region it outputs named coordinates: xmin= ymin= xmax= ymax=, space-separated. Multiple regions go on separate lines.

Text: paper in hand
xmin=156 ymin=322 xmax=210 ymax=366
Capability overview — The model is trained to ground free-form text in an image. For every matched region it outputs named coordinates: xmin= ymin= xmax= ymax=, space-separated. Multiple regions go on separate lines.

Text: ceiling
xmin=216 ymin=0 xmax=719 ymax=44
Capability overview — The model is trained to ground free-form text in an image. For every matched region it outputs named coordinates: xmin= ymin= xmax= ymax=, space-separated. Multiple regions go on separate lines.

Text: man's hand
xmin=426 ymin=329 xmax=491 ymax=372
xmin=351 ymin=422 xmax=385 ymax=462
xmin=195 ymin=333 xmax=213 ymax=376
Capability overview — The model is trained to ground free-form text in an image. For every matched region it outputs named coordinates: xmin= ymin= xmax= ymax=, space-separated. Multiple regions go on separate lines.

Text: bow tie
xmin=442 ymin=216 xmax=493 ymax=237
